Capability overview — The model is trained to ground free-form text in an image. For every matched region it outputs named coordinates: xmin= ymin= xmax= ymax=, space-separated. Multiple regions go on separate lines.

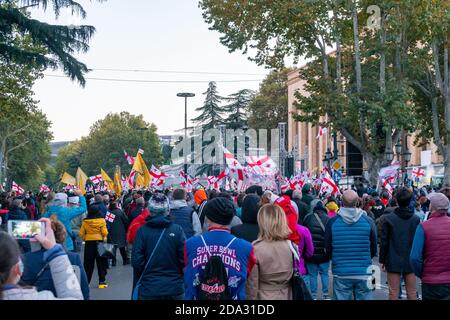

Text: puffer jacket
xmin=303 ymin=204 xmax=330 ymax=264
xmin=231 ymin=194 xmax=260 ymax=243
xmin=79 ymin=218 xmax=108 ymax=241
xmin=2 ymin=244 xmax=83 ymax=300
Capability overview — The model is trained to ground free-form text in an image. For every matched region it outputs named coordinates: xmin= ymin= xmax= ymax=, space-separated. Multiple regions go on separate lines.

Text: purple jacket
xmin=295 ymin=225 xmax=314 ymax=275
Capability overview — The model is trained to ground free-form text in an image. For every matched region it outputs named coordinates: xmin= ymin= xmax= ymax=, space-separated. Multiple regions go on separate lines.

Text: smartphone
xmin=7 ymin=220 xmax=45 ymax=240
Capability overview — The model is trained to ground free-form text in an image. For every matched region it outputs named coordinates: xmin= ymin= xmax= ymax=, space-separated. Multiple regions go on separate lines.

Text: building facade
xmin=287 ymin=68 xmax=444 ymax=183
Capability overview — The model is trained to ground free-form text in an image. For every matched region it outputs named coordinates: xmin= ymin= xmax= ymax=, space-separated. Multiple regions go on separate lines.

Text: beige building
xmin=287 ymin=67 xmax=444 ymax=182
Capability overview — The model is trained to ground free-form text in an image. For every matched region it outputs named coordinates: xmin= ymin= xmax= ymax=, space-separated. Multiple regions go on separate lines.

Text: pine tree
xmin=0 ymin=0 xmax=103 ymax=86
xmin=223 ymin=89 xmax=254 ymax=130
xmin=192 ymin=81 xmax=227 ymax=130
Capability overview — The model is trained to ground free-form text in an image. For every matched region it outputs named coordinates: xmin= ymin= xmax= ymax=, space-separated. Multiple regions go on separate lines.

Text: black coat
xmin=292 ymin=198 xmax=310 ymax=225
xmin=231 ymin=194 xmax=260 ymax=243
xmin=131 ymin=214 xmax=185 ymax=298
xmin=303 ymin=206 xmax=330 ymax=264
xmin=372 ymin=199 xmax=386 ymax=220
xmin=379 ymin=207 xmax=420 ymax=273
xmin=106 ymin=208 xmax=129 ymax=248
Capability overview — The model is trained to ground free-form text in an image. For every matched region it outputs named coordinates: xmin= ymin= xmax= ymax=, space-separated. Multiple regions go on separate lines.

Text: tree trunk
xmin=365 ymin=153 xmax=384 ymax=186
xmin=444 ymin=146 xmax=450 ymax=186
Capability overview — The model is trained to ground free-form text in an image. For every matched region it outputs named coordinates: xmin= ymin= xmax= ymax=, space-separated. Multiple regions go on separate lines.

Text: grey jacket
xmin=3 ymin=252 xmax=83 ymax=300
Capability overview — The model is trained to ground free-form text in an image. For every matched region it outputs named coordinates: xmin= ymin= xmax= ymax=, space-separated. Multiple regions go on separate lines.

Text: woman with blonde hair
xmin=246 ymin=203 xmax=295 ymax=300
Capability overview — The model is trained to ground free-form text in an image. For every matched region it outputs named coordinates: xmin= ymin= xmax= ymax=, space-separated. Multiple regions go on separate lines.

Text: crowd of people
xmin=0 ymin=182 xmax=450 ymax=300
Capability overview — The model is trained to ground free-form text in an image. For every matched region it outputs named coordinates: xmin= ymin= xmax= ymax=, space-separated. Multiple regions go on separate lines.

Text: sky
xmin=30 ymin=0 xmax=274 ymax=142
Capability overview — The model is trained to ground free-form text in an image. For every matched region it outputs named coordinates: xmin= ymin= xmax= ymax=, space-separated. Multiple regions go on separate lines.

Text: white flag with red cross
xmin=316 ymin=127 xmax=328 ymax=139
xmin=246 ymin=155 xmax=277 ymax=175
xmin=12 ymin=181 xmax=24 ymax=195
xmin=39 ymin=184 xmax=51 ymax=193
xmin=319 ymin=172 xmax=340 ymax=195
xmin=105 ymin=211 xmax=116 ymax=223
xmin=89 ymin=175 xmax=103 ymax=185
xmin=381 ymin=178 xmax=394 ymax=197
xmin=412 ymin=167 xmax=426 ymax=179
xmin=123 ymin=150 xmax=135 ymax=165
xmin=223 ymin=147 xmax=246 ymax=183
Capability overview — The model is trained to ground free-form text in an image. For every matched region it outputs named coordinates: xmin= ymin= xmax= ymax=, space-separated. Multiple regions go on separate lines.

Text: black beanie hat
xmin=204 ymin=197 xmax=235 ymax=226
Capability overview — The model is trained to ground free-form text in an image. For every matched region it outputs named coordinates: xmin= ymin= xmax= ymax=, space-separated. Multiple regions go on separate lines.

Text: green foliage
xmin=223 ymin=89 xmax=254 ymax=130
xmin=248 ymin=68 xmax=290 ymax=131
xmin=54 ymin=112 xmax=163 ymax=178
xmin=192 ymin=81 xmax=227 ymax=130
xmin=0 ymin=0 xmax=105 ymax=86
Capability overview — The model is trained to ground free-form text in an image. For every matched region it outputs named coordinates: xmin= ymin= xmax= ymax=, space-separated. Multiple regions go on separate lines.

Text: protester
xmin=68 ymin=195 xmax=85 ymax=253
xmin=246 ymin=204 xmax=295 ymax=300
xmin=127 ymin=201 xmax=151 ymax=245
xmin=325 ymin=197 xmax=339 ymax=218
xmin=169 ymin=188 xmax=201 ymax=239
xmin=371 ymin=191 xmax=386 ymax=220
xmin=303 ymin=201 xmax=331 ymax=300
xmin=21 ymin=217 xmax=90 ymax=300
xmin=274 ymin=196 xmax=300 ymax=244
xmin=44 ymin=190 xmax=87 ymax=251
xmin=291 ymin=190 xmax=310 ymax=224
xmin=107 ymin=201 xmax=130 ymax=266
xmin=79 ymin=206 xmax=109 ymax=288
xmin=0 ymin=218 xmax=83 ymax=300
xmin=301 ymin=184 xmax=315 ymax=210
xmin=184 ymin=197 xmax=256 ymax=300
xmin=325 ymin=190 xmax=378 ymax=300
xmin=379 ymin=187 xmax=420 ymax=300
xmin=92 ymin=194 xmax=108 ymax=218
xmin=235 ymin=193 xmax=246 ymax=219
xmin=410 ymin=192 xmax=450 ymax=300
xmin=231 ymin=194 xmax=261 ymax=243
xmin=201 ymin=193 xmax=242 ymax=234
xmin=194 ymin=189 xmax=208 ymax=228
xmin=132 ymin=193 xmax=185 ymax=300
xmin=125 ymin=192 xmax=142 ymax=219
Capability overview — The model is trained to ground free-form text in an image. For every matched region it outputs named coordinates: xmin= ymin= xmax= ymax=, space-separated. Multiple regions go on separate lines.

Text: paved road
xmin=88 ymin=251 xmax=410 ymax=300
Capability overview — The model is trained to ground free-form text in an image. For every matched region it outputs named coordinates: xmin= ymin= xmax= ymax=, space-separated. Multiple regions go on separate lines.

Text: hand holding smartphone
xmin=7 ymin=220 xmax=45 ymax=240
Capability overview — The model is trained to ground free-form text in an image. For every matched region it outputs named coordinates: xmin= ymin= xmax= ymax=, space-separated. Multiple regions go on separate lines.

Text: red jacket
xmin=126 ymin=208 xmax=150 ymax=244
xmin=275 ymin=196 xmax=300 ymax=244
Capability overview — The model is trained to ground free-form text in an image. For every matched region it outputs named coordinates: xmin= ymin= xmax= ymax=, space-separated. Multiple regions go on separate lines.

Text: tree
xmin=0 ymin=31 xmax=52 ymax=190
xmin=223 ymin=89 xmax=254 ymax=130
xmin=192 ymin=81 xmax=227 ymax=130
xmin=247 ymin=69 xmax=290 ymax=131
xmin=0 ymin=0 xmax=104 ymax=86
xmin=410 ymin=0 xmax=450 ymax=184
xmin=200 ymin=0 xmax=421 ymax=184
xmin=54 ymin=112 xmax=163 ymax=178
xmin=191 ymin=81 xmax=227 ymax=176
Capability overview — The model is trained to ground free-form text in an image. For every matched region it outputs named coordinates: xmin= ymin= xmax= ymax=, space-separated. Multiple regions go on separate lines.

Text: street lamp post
xmin=177 ymin=92 xmax=195 ymax=179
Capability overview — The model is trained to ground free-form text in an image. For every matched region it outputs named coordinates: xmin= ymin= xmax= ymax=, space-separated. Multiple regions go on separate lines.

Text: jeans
xmin=422 ymin=284 xmax=450 ymax=300
xmin=333 ymin=277 xmax=373 ymax=300
xmin=306 ymin=262 xmax=330 ymax=299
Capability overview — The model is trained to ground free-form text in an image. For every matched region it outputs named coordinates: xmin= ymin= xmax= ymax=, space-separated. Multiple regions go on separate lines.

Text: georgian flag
xmin=39 ymin=184 xmax=51 ymax=193
xmin=223 ymin=148 xmax=245 ymax=183
xmin=316 ymin=127 xmax=328 ymax=139
xmin=381 ymin=178 xmax=394 ymax=197
xmin=124 ymin=150 xmax=135 ymax=165
xmin=246 ymin=155 xmax=277 ymax=174
xmin=319 ymin=172 xmax=340 ymax=195
xmin=412 ymin=167 xmax=426 ymax=178
xmin=12 ymin=181 xmax=24 ymax=195
xmin=279 ymin=176 xmax=290 ymax=193
xmin=105 ymin=211 xmax=116 ymax=223
xmin=89 ymin=175 xmax=103 ymax=185
xmin=150 ymin=165 xmax=168 ymax=188
xmin=180 ymin=170 xmax=193 ymax=192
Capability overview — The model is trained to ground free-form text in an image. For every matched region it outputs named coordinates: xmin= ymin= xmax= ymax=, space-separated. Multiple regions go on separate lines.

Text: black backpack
xmin=197 ymin=236 xmax=236 ymax=300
